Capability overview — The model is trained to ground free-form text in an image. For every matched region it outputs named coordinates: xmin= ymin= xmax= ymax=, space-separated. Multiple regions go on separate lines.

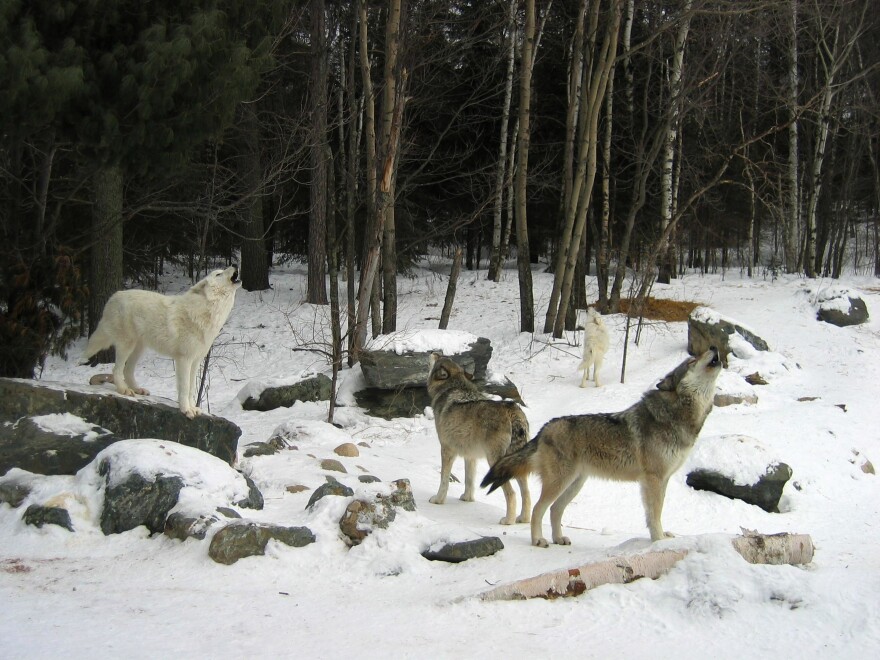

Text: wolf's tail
xmin=481 ymin=437 xmax=538 ymax=494
xmin=80 ymin=325 xmax=111 ymax=365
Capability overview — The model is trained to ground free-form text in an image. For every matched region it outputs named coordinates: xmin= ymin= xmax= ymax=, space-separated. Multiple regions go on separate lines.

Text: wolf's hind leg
xmin=460 ymin=458 xmax=477 ymax=501
xmin=497 ymin=481 xmax=517 ymax=525
xmin=122 ymin=343 xmax=149 ymax=396
xmin=530 ymin=474 xmax=578 ymax=548
xmin=549 ymin=474 xmax=587 ymax=545
xmin=112 ymin=342 xmax=137 ymax=396
xmin=516 ymin=476 xmax=531 ymax=523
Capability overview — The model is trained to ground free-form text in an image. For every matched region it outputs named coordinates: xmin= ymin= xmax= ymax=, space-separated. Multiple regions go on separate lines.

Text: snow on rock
xmin=687 ymin=435 xmax=785 ymax=487
xmin=365 ymin=329 xmax=479 ymax=355
xmin=31 ymin=413 xmax=110 ymax=442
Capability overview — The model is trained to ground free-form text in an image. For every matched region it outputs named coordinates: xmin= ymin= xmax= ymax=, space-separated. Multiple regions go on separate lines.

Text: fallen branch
xmin=480 ymin=532 xmax=814 ymax=601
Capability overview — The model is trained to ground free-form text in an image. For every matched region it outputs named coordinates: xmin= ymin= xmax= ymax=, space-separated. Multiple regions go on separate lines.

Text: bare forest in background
xmin=2 ymin=0 xmax=878 ymax=377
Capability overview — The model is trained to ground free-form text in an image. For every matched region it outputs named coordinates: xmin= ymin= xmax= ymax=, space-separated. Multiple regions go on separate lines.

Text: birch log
xmin=481 ymin=532 xmax=814 ymax=601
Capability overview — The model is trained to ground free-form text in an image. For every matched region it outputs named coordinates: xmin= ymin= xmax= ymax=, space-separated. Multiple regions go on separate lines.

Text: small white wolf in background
xmin=83 ymin=266 xmax=241 ymax=418
xmin=578 ymin=307 xmax=609 ymax=387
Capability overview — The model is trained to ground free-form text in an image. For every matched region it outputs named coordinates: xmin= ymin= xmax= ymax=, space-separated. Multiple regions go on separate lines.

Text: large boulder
xmin=240 ymin=374 xmax=333 ymax=412
xmin=812 ymin=287 xmax=870 ymax=327
xmin=685 ymin=435 xmax=792 ymax=513
xmin=354 ymin=378 xmax=522 ymax=420
xmin=358 ymin=331 xmax=492 ymax=389
xmin=687 ymin=308 xmax=769 ymax=367
xmin=0 ymin=378 xmax=241 ymax=476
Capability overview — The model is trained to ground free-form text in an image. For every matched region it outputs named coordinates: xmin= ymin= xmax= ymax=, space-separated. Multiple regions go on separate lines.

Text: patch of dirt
xmin=607 ymin=298 xmax=703 ymax=323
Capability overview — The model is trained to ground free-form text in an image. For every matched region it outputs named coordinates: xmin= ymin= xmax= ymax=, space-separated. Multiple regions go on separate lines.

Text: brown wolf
xmin=482 ymin=348 xmax=722 ymax=545
xmin=427 ymin=354 xmax=531 ymax=525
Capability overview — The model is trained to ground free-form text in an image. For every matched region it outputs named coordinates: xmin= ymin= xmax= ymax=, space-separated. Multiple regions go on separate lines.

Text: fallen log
xmin=480 ymin=532 xmax=814 ymax=601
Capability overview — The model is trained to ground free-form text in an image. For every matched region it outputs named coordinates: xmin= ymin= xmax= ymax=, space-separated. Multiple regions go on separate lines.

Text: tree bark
xmin=481 ymin=533 xmax=815 ymax=601
xmin=784 ymin=0 xmax=800 ymax=274
xmin=438 ymin=247 xmax=463 ymax=330
xmin=88 ymin=162 xmax=124 ymax=345
xmin=239 ymin=107 xmax=270 ymax=292
xmin=307 ymin=0 xmax=329 ymax=303
xmin=488 ymin=0 xmax=518 ymax=283
xmin=514 ymin=0 xmax=536 ymax=334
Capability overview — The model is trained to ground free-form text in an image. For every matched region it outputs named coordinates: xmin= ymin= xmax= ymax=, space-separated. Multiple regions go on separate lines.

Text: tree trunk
xmin=514 ymin=0 xmax=536 ymax=334
xmin=481 ymin=533 xmax=814 ymax=601
xmin=307 ymin=0 xmax=329 ymax=303
xmin=88 ymin=162 xmax=124 ymax=347
xmin=240 ymin=107 xmax=270 ymax=292
xmin=657 ymin=0 xmax=692 ymax=285
xmin=438 ymin=247 xmax=463 ymax=330
xmin=784 ymin=0 xmax=800 ymax=274
xmin=488 ymin=0 xmax=517 ymax=283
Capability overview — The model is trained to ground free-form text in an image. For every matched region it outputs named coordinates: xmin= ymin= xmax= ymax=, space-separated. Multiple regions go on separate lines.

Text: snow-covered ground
xmin=2 ymin=259 xmax=879 ymax=658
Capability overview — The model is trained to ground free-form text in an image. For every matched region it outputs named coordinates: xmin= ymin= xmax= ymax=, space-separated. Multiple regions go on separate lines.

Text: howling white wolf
xmin=83 ymin=266 xmax=241 ymax=418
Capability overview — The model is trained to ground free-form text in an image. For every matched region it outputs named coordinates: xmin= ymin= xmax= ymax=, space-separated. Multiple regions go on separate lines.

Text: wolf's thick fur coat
xmin=427 ymin=354 xmax=532 ymax=525
xmin=83 ymin=266 xmax=241 ymax=418
xmin=578 ymin=307 xmax=609 ymax=388
xmin=483 ymin=348 xmax=722 ymax=546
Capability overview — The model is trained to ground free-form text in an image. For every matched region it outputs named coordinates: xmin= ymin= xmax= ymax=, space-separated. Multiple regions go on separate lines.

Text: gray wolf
xmin=482 ymin=347 xmax=721 ymax=546
xmin=83 ymin=266 xmax=241 ymax=418
xmin=427 ymin=353 xmax=531 ymax=525
xmin=578 ymin=307 xmax=609 ymax=387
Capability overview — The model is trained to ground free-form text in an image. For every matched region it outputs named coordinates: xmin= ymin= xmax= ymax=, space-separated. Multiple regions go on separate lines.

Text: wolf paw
xmin=428 ymin=495 xmax=445 ymax=505
xmin=534 ymin=538 xmax=550 ymax=548
xmin=181 ymin=406 xmax=201 ymax=419
xmin=516 ymin=513 xmax=531 ymax=523
xmin=133 ymin=387 xmax=149 ymax=396
xmin=459 ymin=493 xmax=475 ymax=502
xmin=499 ymin=516 xmax=516 ymax=525
xmin=554 ymin=536 xmax=571 ymax=546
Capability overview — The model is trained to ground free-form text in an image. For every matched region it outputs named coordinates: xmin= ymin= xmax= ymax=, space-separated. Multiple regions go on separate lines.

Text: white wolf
xmin=83 ymin=266 xmax=241 ymax=418
xmin=578 ymin=307 xmax=609 ymax=388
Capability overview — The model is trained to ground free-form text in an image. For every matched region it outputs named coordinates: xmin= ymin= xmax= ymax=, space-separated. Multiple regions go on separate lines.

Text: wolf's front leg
xmin=429 ymin=446 xmax=455 ymax=504
xmin=176 ymin=358 xmax=198 ymax=418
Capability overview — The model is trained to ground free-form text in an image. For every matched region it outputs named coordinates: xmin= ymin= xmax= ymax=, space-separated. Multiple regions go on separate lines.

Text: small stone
xmin=208 ymin=521 xmax=315 ymax=564
xmin=422 ymin=537 xmax=504 ymax=563
xmin=243 ymin=442 xmax=278 ymax=458
xmin=286 ymin=484 xmax=310 ymax=494
xmin=714 ymin=393 xmax=758 ymax=407
xmin=861 ymin=460 xmax=875 ymax=475
xmin=334 ymin=443 xmax=360 ymax=458
xmin=306 ymin=479 xmax=354 ymax=510
xmin=23 ymin=504 xmax=74 ymax=532
xmin=358 ymin=475 xmax=381 ymax=484
xmin=745 ymin=372 xmax=768 ymax=386
xmin=321 ymin=458 xmax=347 ymax=473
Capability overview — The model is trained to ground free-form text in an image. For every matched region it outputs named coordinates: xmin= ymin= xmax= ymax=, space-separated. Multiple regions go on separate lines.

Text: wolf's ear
xmin=190 ymin=279 xmax=208 ymax=296
xmin=463 ymin=370 xmax=474 ymax=381
xmin=656 ymin=374 xmax=676 ymax=391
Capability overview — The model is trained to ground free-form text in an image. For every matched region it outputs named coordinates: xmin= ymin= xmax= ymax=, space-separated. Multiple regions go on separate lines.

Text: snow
xmin=31 ymin=413 xmax=110 ymax=442
xmin=2 ymin=260 xmax=880 ymax=659
xmin=365 ymin=328 xmax=480 ymax=355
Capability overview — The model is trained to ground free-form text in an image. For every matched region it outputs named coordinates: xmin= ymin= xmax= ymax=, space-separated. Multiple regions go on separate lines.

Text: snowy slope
xmin=2 ymin=260 xmax=879 ymax=659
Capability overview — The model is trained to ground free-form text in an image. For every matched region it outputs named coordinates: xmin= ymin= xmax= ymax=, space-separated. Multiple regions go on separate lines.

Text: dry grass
xmin=610 ymin=297 xmax=703 ymax=323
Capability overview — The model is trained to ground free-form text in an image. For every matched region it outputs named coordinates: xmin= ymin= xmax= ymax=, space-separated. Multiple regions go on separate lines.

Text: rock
xmin=813 ymin=288 xmax=869 ymax=327
xmin=338 ymin=479 xmax=417 ymax=545
xmin=0 ymin=378 xmax=241 ymax=476
xmin=100 ymin=471 xmax=185 ymax=535
xmin=334 ymin=443 xmax=360 ymax=458
xmin=88 ymin=439 xmax=260 ymax=536
xmin=286 ymin=484 xmax=310 ymax=494
xmin=23 ymin=504 xmax=74 ymax=532
xmin=208 ymin=521 xmax=316 ymax=565
xmin=358 ymin=475 xmax=380 ymax=484
xmin=688 ymin=308 xmax=769 ymax=367
xmin=687 ymin=463 xmax=793 ymax=513
xmin=359 ymin=336 xmax=492 ymax=389
xmin=321 ymin=458 xmax=347 ymax=473
xmin=241 ymin=374 xmax=333 ymax=412
xmin=714 ymin=393 xmax=758 ymax=407
xmin=354 ymin=378 xmax=523 ymax=420
xmin=237 ymin=474 xmax=264 ymax=510
xmin=164 ymin=512 xmax=222 ymax=541
xmin=745 ymin=372 xmax=768 ymax=386
xmin=306 ymin=478 xmax=354 ymax=510
xmin=0 ymin=481 xmax=30 ymax=508
xmin=242 ymin=442 xmax=279 ymax=458
xmin=421 ymin=536 xmax=504 ymax=563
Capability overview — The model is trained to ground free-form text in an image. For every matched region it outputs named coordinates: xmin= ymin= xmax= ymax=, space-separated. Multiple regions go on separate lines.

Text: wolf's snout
xmin=708 ymin=346 xmax=721 ymax=367
xmin=230 ymin=266 xmax=240 ymax=283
